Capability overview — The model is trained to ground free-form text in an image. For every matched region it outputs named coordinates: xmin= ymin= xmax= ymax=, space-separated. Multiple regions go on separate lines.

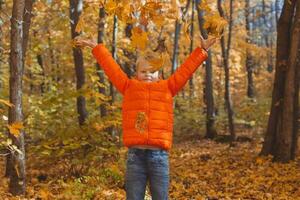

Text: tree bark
xmin=260 ymin=0 xmax=299 ymax=163
xmin=188 ymin=0 xmax=195 ymax=99
xmin=123 ymin=23 xmax=135 ymax=77
xmin=245 ymin=0 xmax=255 ymax=98
xmin=260 ymin=0 xmax=295 ymax=157
xmin=218 ymin=0 xmax=235 ymax=140
xmin=69 ymin=0 xmax=88 ymax=125
xmin=262 ymin=0 xmax=274 ymax=72
xmin=8 ymin=0 xmax=26 ymax=195
xmin=196 ymin=0 xmax=217 ymax=139
xmin=171 ymin=20 xmax=181 ymax=74
xmin=274 ymin=0 xmax=300 ymax=162
xmin=96 ymin=7 xmax=107 ymax=117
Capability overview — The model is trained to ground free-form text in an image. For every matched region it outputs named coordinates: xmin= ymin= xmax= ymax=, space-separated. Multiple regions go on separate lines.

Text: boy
xmin=75 ymin=35 xmax=216 ymax=200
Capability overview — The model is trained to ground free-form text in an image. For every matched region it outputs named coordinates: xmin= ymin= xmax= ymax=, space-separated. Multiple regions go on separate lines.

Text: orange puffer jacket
xmin=92 ymin=44 xmax=208 ymax=150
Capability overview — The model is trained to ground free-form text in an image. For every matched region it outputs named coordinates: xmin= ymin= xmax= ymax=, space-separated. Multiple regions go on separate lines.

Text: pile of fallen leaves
xmin=169 ymin=140 xmax=300 ymax=200
xmin=1 ymin=138 xmax=300 ymax=199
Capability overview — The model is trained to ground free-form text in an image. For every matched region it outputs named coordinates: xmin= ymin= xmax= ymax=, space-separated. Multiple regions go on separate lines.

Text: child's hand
xmin=199 ymin=34 xmax=217 ymax=52
xmin=73 ymin=36 xmax=97 ymax=49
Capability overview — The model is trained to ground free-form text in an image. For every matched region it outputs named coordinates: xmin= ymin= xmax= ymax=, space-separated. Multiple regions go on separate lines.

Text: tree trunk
xmin=8 ymin=0 xmax=26 ymax=195
xmin=274 ymin=0 xmax=300 ymax=162
xmin=260 ymin=0 xmax=299 ymax=163
xmin=69 ymin=0 xmax=88 ymax=125
xmin=110 ymin=15 xmax=118 ymax=104
xmin=96 ymin=7 xmax=107 ymax=117
xmin=218 ymin=0 xmax=235 ymax=140
xmin=123 ymin=23 xmax=135 ymax=77
xmin=262 ymin=0 xmax=274 ymax=72
xmin=171 ymin=20 xmax=181 ymax=74
xmin=188 ymin=0 xmax=195 ymax=99
xmin=107 ymin=15 xmax=118 ymax=136
xmin=245 ymin=0 xmax=255 ymax=98
xmin=196 ymin=0 xmax=217 ymax=139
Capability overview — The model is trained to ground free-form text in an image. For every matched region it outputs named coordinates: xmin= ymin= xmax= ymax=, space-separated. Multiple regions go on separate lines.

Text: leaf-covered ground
xmin=1 ymin=138 xmax=300 ymax=199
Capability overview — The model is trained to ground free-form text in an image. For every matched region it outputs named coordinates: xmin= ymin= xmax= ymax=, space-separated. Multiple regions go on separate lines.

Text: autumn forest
xmin=1 ymin=0 xmax=300 ymax=199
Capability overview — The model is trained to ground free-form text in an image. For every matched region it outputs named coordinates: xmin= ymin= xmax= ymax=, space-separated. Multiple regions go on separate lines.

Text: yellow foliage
xmin=198 ymin=0 xmax=212 ymax=12
xmin=204 ymin=14 xmax=228 ymax=37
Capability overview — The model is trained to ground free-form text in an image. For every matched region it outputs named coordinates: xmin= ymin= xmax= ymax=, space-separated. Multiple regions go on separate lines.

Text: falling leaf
xmin=105 ymin=0 xmax=118 ymax=14
xmin=7 ymin=122 xmax=24 ymax=138
xmin=183 ymin=22 xmax=192 ymax=42
xmin=131 ymin=27 xmax=148 ymax=50
xmin=198 ymin=0 xmax=211 ymax=12
xmin=75 ymin=15 xmax=84 ymax=33
xmin=204 ymin=14 xmax=227 ymax=37
xmin=0 ymin=99 xmax=13 ymax=107
xmin=148 ymin=53 xmax=167 ymax=72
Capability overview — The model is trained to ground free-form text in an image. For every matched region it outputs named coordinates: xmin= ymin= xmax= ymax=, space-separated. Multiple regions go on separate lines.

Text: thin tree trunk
xmin=171 ymin=0 xmax=191 ymax=74
xmin=110 ymin=15 xmax=118 ymax=104
xmin=69 ymin=0 xmax=88 ymax=125
xmin=260 ymin=0 xmax=295 ymax=156
xmin=245 ymin=0 xmax=255 ymax=98
xmin=8 ymin=0 xmax=26 ymax=195
xmin=171 ymin=20 xmax=181 ymax=74
xmin=96 ymin=7 xmax=107 ymax=117
xmin=123 ymin=23 xmax=135 ymax=77
xmin=106 ymin=15 xmax=118 ymax=136
xmin=188 ymin=0 xmax=195 ymax=99
xmin=262 ymin=0 xmax=274 ymax=72
xmin=218 ymin=0 xmax=235 ymax=140
xmin=196 ymin=0 xmax=217 ymax=139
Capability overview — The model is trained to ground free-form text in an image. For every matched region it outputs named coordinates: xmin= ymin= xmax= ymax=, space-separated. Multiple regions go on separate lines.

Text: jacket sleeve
xmin=167 ymin=47 xmax=208 ymax=97
xmin=92 ymin=44 xmax=129 ymax=95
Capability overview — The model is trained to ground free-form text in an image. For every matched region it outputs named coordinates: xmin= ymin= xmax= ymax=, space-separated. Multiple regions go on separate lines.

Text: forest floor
xmin=1 ymin=131 xmax=300 ymax=200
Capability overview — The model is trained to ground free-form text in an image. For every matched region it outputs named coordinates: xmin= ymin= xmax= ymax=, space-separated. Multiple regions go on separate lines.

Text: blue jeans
xmin=125 ymin=148 xmax=169 ymax=200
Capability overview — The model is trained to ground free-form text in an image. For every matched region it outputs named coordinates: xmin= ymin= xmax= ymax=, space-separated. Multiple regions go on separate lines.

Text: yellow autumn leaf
xmin=151 ymin=14 xmax=164 ymax=27
xmin=131 ymin=27 xmax=148 ymax=50
xmin=93 ymin=122 xmax=105 ymax=131
xmin=7 ymin=122 xmax=24 ymax=137
xmin=0 ymin=99 xmax=13 ymax=107
xmin=204 ymin=14 xmax=227 ymax=37
xmin=39 ymin=188 xmax=52 ymax=200
xmin=183 ymin=22 xmax=192 ymax=42
xmin=75 ymin=15 xmax=84 ymax=33
xmin=135 ymin=111 xmax=148 ymax=133
xmin=105 ymin=0 xmax=118 ymax=14
xmin=198 ymin=0 xmax=211 ymax=12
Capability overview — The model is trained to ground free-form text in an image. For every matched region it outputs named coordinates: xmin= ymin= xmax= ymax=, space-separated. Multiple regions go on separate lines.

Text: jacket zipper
xmin=147 ymin=84 xmax=150 ymax=145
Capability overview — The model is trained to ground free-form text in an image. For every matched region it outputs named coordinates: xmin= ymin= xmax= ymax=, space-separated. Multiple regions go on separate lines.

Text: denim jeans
xmin=125 ymin=148 xmax=169 ymax=200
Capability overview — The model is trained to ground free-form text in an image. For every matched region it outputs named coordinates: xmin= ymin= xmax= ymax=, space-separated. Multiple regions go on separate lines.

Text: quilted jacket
xmin=92 ymin=44 xmax=208 ymax=150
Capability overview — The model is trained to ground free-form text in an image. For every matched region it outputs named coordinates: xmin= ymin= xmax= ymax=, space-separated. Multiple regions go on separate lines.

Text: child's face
xmin=136 ymin=62 xmax=159 ymax=82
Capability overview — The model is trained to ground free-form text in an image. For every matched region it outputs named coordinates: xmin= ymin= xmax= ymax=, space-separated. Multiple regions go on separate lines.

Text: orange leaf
xmin=7 ymin=122 xmax=24 ymax=138
xmin=131 ymin=27 xmax=148 ymax=50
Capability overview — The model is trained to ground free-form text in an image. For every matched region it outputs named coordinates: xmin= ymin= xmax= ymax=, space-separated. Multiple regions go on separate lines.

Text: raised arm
xmin=167 ymin=47 xmax=208 ymax=96
xmin=92 ymin=44 xmax=129 ymax=95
